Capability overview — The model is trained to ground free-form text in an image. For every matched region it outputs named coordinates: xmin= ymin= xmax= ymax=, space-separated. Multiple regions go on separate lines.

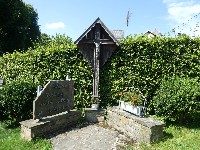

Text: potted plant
xmin=91 ymin=96 xmax=100 ymax=110
xmin=118 ymin=87 xmax=146 ymax=117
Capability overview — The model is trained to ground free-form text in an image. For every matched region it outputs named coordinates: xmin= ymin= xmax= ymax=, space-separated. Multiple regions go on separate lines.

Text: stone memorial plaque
xmin=33 ymin=80 xmax=74 ymax=120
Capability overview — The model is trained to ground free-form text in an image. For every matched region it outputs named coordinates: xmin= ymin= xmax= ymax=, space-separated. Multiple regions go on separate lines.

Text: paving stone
xmin=50 ymin=123 xmax=134 ymax=150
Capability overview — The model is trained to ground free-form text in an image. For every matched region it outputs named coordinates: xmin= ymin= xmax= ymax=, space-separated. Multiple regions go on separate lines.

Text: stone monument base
xmin=20 ymin=107 xmax=164 ymax=144
xmin=106 ymin=106 xmax=164 ymax=144
xmin=20 ymin=110 xmax=83 ymax=141
xmin=20 ymin=109 xmax=105 ymax=141
xmin=84 ymin=108 xmax=105 ymax=123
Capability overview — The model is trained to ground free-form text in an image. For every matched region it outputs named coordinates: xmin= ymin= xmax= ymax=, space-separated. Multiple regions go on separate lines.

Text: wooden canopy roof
xmin=75 ymin=18 xmax=123 ymax=68
xmin=75 ymin=17 xmax=120 ymax=45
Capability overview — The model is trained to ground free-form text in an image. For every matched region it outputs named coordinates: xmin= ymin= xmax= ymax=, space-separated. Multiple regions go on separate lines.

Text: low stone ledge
xmin=106 ymin=106 xmax=164 ymax=144
xmin=84 ymin=108 xmax=105 ymax=123
xmin=20 ymin=109 xmax=107 ymax=141
xmin=20 ymin=110 xmax=83 ymax=141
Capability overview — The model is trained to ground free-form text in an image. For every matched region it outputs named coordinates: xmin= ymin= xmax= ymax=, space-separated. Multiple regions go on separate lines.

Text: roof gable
xmin=75 ymin=17 xmax=120 ymax=45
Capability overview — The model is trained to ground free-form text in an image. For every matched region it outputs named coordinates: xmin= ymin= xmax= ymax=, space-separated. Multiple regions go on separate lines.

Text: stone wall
xmin=106 ymin=106 xmax=164 ymax=144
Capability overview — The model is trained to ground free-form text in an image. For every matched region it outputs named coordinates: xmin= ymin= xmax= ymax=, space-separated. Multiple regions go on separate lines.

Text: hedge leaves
xmin=0 ymin=34 xmax=200 ymax=123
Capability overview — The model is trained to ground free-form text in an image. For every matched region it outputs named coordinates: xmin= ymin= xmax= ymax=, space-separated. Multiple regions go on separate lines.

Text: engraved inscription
xmin=46 ymin=92 xmax=64 ymax=98
xmin=33 ymin=80 xmax=74 ymax=120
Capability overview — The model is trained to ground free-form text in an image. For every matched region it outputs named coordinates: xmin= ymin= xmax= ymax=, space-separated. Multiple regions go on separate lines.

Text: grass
xmin=0 ymin=122 xmax=52 ymax=150
xmin=126 ymin=119 xmax=200 ymax=150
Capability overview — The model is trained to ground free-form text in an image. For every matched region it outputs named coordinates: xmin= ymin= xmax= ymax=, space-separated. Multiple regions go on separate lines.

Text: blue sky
xmin=23 ymin=0 xmax=200 ymax=41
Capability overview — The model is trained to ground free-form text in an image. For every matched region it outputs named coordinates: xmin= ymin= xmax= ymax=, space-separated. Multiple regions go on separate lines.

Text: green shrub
xmin=153 ymin=77 xmax=200 ymax=123
xmin=0 ymin=79 xmax=36 ymax=124
xmin=0 ymin=88 xmax=4 ymax=121
xmin=0 ymin=35 xmax=93 ymax=110
xmin=100 ymin=35 xmax=200 ymax=109
xmin=1 ymin=35 xmax=200 ymax=113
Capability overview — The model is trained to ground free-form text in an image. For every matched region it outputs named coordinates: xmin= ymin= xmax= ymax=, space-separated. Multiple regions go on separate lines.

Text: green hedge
xmin=0 ymin=34 xmax=200 ymax=122
xmin=153 ymin=77 xmax=200 ymax=123
xmin=0 ymin=35 xmax=93 ymax=122
xmin=0 ymin=79 xmax=36 ymax=124
xmin=100 ymin=35 xmax=200 ymax=111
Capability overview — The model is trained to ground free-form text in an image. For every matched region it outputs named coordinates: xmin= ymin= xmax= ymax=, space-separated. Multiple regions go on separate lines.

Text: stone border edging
xmin=106 ymin=106 xmax=164 ymax=144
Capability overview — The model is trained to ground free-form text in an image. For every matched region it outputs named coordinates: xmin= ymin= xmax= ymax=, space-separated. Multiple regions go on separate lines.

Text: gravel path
xmin=50 ymin=123 xmax=135 ymax=150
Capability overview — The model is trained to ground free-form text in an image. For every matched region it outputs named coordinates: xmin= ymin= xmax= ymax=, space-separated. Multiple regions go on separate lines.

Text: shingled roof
xmin=110 ymin=30 xmax=124 ymax=40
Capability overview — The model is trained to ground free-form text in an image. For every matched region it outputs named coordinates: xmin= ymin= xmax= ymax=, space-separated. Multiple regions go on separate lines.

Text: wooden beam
xmin=79 ymin=39 xmax=116 ymax=45
xmin=101 ymin=41 xmax=115 ymax=44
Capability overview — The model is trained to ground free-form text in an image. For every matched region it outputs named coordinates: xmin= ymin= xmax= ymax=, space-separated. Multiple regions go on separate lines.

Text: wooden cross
xmin=75 ymin=18 xmax=122 ymax=98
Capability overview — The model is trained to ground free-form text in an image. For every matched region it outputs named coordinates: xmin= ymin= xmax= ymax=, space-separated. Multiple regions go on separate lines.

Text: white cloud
xmin=163 ymin=0 xmax=179 ymax=4
xmin=163 ymin=0 xmax=200 ymax=36
xmin=45 ymin=22 xmax=65 ymax=29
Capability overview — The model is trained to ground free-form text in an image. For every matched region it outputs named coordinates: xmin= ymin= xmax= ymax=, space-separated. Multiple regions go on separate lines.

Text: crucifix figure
xmin=93 ymin=42 xmax=100 ymax=97
xmin=75 ymin=18 xmax=123 ymax=98
xmin=93 ymin=23 xmax=101 ymax=98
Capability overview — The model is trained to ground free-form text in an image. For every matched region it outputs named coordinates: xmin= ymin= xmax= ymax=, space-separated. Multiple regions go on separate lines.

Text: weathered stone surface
xmin=33 ymin=80 xmax=74 ymax=120
xmin=20 ymin=109 xmax=107 ymax=141
xmin=106 ymin=106 xmax=164 ymax=144
xmin=20 ymin=110 xmax=82 ymax=141
xmin=85 ymin=108 xmax=105 ymax=123
xmin=50 ymin=124 xmax=133 ymax=150
xmin=20 ymin=106 xmax=164 ymax=144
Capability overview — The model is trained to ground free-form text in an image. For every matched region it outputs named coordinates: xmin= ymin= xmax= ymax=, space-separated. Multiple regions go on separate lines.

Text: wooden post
xmin=93 ymin=24 xmax=101 ymax=98
xmin=93 ymin=42 xmax=100 ymax=97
